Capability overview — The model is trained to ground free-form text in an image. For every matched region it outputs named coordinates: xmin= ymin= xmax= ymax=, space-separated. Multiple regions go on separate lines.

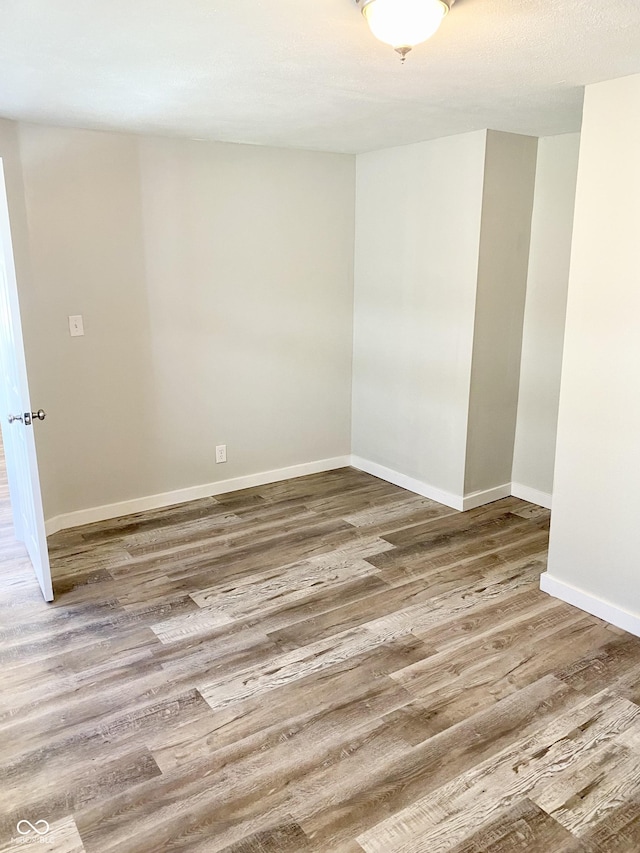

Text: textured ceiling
xmin=1 ymin=0 xmax=640 ymax=153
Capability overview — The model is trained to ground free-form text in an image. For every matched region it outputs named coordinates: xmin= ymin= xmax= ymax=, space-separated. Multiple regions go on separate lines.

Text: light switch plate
xmin=69 ymin=315 xmax=84 ymax=337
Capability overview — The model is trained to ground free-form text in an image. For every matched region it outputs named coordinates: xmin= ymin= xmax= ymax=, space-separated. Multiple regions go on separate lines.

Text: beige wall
xmin=351 ymin=131 xmax=487 ymax=499
xmin=19 ymin=126 xmax=153 ymax=518
xmin=511 ymin=133 xmax=580 ymax=499
xmin=3 ymin=117 xmax=583 ymax=526
xmin=546 ymin=75 xmax=640 ymax=617
xmin=464 ymin=131 xmax=537 ymax=495
xmin=17 ymin=124 xmax=356 ymax=519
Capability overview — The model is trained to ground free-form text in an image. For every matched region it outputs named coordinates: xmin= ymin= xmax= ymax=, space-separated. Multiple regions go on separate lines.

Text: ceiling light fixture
xmin=356 ymin=0 xmax=454 ymax=61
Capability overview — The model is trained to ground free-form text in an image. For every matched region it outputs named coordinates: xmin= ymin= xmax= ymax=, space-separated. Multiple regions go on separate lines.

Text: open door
xmin=0 ymin=159 xmax=52 ymax=602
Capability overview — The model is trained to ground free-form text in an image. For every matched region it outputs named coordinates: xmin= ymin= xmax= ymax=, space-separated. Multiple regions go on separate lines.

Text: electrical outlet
xmin=215 ymin=445 xmax=227 ymax=464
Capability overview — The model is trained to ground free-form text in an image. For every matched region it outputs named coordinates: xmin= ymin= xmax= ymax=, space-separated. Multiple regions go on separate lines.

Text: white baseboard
xmin=350 ymin=456 xmax=463 ymax=510
xmin=463 ymin=484 xmax=512 ymax=511
xmin=351 ymin=457 xmax=515 ymax=513
xmin=511 ymin=482 xmax=552 ymax=510
xmin=44 ymin=455 xmax=351 ymax=536
xmin=44 ymin=452 xmax=555 ymax=537
xmin=540 ymin=572 xmax=640 ymax=638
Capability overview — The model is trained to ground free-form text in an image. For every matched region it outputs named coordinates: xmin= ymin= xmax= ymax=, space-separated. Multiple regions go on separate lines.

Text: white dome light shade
xmin=361 ymin=0 xmax=449 ymax=51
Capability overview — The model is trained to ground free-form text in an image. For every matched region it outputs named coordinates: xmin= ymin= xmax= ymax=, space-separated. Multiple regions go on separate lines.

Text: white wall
xmin=464 ymin=131 xmax=537 ymax=496
xmin=351 ymin=131 xmax=487 ymax=500
xmin=16 ymin=124 xmax=356 ymax=520
xmin=545 ymin=74 xmax=640 ymax=631
xmin=512 ymin=134 xmax=580 ymax=502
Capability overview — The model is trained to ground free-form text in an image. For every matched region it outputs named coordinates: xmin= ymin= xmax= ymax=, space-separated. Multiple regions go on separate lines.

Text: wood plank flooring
xmin=2 ymin=451 xmax=640 ymax=851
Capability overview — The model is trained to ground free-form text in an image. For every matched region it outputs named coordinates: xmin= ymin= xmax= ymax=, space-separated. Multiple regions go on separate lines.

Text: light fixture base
xmin=355 ymin=0 xmax=455 ymax=11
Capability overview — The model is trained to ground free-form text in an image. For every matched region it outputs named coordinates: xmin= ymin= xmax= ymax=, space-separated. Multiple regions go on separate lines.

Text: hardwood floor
xmin=2 ymin=455 xmax=640 ymax=852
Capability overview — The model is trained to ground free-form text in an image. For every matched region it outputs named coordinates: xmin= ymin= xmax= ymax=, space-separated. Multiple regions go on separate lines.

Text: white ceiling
xmin=1 ymin=0 xmax=640 ymax=153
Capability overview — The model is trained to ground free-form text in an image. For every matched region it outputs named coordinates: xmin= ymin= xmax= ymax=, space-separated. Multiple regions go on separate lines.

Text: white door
xmin=0 ymin=159 xmax=52 ymax=602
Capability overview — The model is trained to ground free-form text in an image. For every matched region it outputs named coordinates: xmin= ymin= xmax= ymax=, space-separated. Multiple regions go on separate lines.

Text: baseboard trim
xmin=44 ymin=454 xmax=555 ymax=536
xmin=512 ymin=482 xmax=552 ymax=510
xmin=350 ymin=456 xmax=463 ymax=511
xmin=463 ymin=483 xmax=512 ymax=511
xmin=540 ymin=572 xmax=640 ymax=638
xmin=44 ymin=455 xmax=352 ymax=536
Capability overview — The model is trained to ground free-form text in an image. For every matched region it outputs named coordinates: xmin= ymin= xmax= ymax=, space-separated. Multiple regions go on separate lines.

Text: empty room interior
xmin=1 ymin=1 xmax=640 ymax=850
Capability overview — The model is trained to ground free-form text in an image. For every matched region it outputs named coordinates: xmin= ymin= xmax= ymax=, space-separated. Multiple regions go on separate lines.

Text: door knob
xmin=8 ymin=410 xmax=46 ymax=426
